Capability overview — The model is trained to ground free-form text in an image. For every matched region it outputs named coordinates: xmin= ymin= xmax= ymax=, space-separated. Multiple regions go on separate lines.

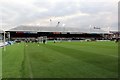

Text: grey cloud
xmin=0 ymin=0 xmax=118 ymax=31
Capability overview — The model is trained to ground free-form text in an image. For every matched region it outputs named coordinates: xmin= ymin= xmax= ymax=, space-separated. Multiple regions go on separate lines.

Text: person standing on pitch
xmin=43 ymin=39 xmax=46 ymax=44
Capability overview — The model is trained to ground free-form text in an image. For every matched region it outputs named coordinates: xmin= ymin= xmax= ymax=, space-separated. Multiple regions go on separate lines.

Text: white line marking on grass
xmin=26 ymin=52 xmax=33 ymax=78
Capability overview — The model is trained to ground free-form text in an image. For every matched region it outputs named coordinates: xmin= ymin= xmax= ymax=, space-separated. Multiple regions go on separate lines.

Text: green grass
xmin=2 ymin=41 xmax=118 ymax=78
xmin=0 ymin=48 xmax=2 ymax=79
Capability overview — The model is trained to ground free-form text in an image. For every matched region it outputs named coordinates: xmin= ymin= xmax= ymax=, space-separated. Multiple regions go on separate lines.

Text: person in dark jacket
xmin=43 ymin=39 xmax=46 ymax=44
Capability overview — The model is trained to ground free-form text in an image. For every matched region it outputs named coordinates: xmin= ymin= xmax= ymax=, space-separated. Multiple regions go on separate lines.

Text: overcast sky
xmin=0 ymin=0 xmax=119 ymax=31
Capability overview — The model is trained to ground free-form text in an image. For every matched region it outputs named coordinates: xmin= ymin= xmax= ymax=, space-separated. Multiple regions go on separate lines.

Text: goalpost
xmin=38 ymin=37 xmax=43 ymax=43
xmin=38 ymin=36 xmax=47 ymax=43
